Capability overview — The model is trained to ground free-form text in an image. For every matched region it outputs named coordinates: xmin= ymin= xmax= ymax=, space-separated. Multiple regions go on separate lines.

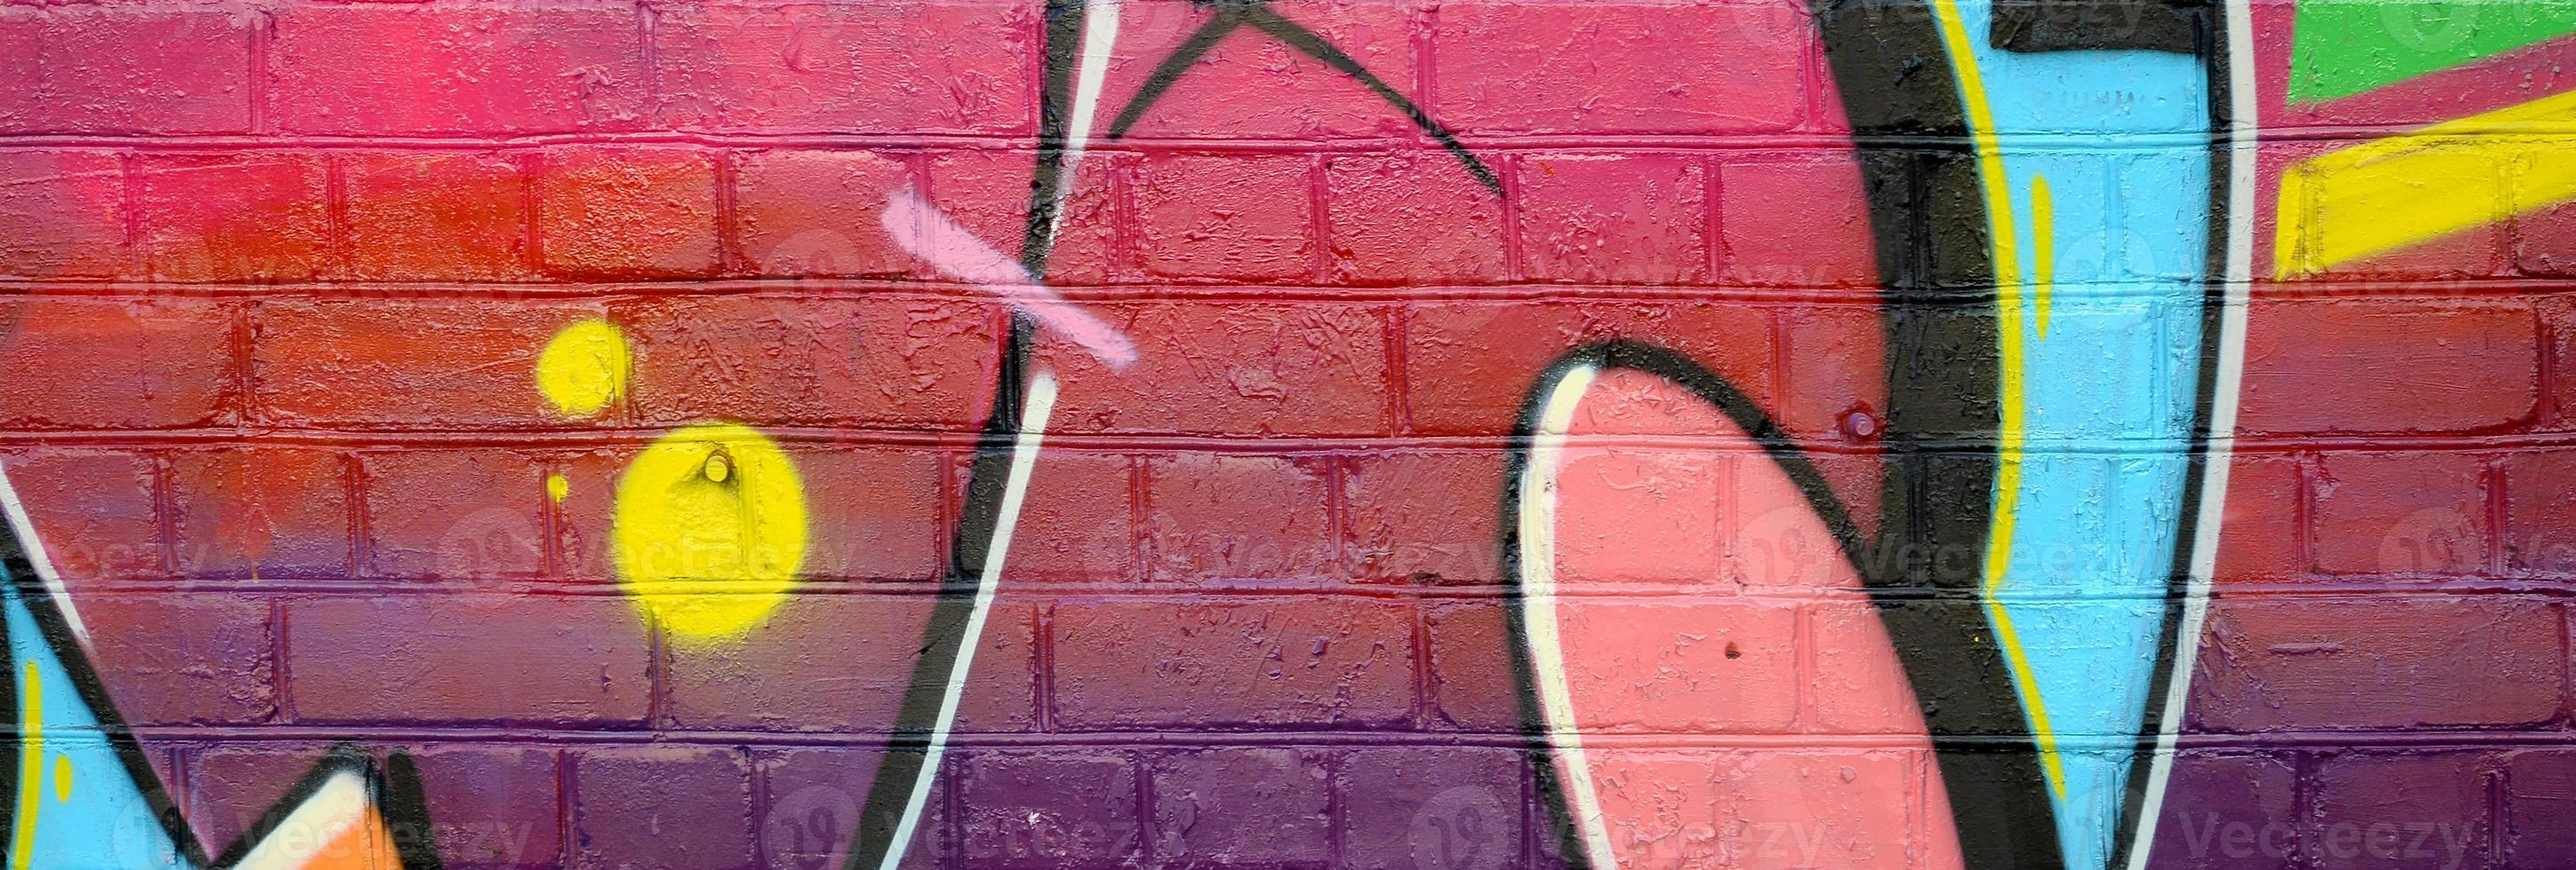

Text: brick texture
xmin=0 ymin=2 xmax=2563 ymax=868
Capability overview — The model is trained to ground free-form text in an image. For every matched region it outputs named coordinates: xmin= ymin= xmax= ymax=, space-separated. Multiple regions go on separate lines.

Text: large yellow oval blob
xmin=612 ymin=423 xmax=807 ymax=642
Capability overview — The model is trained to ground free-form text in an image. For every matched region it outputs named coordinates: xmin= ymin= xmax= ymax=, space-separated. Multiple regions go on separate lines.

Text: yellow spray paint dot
xmin=612 ymin=423 xmax=807 ymax=643
xmin=547 ymin=472 xmax=571 ymax=504
xmin=535 ymin=320 xmax=629 ymax=416
xmin=50 ymin=757 xmax=67 ymax=803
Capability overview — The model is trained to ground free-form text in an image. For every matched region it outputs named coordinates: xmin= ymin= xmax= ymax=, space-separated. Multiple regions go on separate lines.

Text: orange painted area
xmin=299 ymin=805 xmax=401 ymax=870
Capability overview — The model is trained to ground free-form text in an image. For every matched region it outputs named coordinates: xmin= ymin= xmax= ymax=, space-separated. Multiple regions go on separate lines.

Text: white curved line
xmin=876 ymin=370 xmax=1058 ymax=870
xmin=2124 ymin=2 xmax=2255 ymax=866
xmin=1513 ymin=363 xmax=1619 ymax=870
xmin=1053 ymin=0 xmax=1122 ymax=239
xmin=233 ymin=769 xmax=370 ymax=870
xmin=0 ymin=467 xmax=88 ymax=645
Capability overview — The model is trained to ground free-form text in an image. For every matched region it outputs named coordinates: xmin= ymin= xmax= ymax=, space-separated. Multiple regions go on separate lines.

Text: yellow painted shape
xmin=612 ymin=423 xmax=808 ymax=643
xmin=2032 ymin=174 xmax=2055 ymax=339
xmin=535 ymin=320 xmax=630 ymax=416
xmin=547 ymin=472 xmax=571 ymax=505
xmin=1927 ymin=0 xmax=2067 ymax=800
xmin=49 ymin=757 xmax=67 ymax=803
xmin=11 ymin=663 xmax=38 ymax=870
xmin=2277 ymin=87 xmax=2576 ymax=277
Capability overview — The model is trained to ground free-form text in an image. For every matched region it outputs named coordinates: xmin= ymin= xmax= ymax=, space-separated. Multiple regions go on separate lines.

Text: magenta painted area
xmin=0 ymin=0 xmax=2559 ymax=867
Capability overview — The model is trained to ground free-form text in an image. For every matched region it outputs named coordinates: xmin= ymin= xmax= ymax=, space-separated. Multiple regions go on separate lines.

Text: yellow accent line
xmin=2032 ymin=175 xmax=2055 ymax=339
xmin=2276 ymin=86 xmax=2576 ymax=278
xmin=1926 ymin=0 xmax=2068 ymax=800
xmin=11 ymin=662 xmax=39 ymax=870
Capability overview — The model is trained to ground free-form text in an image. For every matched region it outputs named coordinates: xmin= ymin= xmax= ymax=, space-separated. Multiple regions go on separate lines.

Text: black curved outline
xmin=861 ymin=1 xmax=2076 ymax=868
xmin=1496 ymin=344 xmax=1879 ymax=870
xmin=0 ymin=516 xmax=209 ymax=868
xmin=1105 ymin=1 xmax=1504 ymax=196
xmin=1810 ymin=1 xmax=2067 ymax=865
xmin=207 ymin=744 xmax=445 ymax=870
xmin=843 ymin=0 xmax=1079 ymax=866
xmin=1497 ymin=336 xmax=2066 ymax=870
xmin=2105 ymin=1 xmax=2235 ymax=866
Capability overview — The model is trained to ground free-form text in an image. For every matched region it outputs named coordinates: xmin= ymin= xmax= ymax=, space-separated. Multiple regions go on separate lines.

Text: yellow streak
xmin=2032 ymin=175 xmax=2055 ymax=339
xmin=11 ymin=663 xmax=39 ymax=870
xmin=1927 ymin=0 xmax=2067 ymax=800
xmin=2277 ymin=87 xmax=2576 ymax=277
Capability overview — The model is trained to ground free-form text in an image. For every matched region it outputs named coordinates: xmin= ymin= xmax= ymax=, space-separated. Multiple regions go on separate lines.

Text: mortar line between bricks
xmin=83 ymin=728 xmax=2576 ymax=750
xmin=115 ymin=150 xmax=144 ymax=275
xmin=2488 ymin=456 xmax=2511 ymax=578
xmin=4 ymin=128 xmax=2570 ymax=149
xmin=747 ymin=742 xmax=776 ymax=870
xmin=337 ymin=449 xmax=364 ymax=581
xmin=1034 ymin=602 xmax=1058 ymax=734
xmin=272 ymin=599 xmax=295 ymax=725
xmin=6 ymin=278 xmax=2574 ymax=302
xmin=45 ymin=580 xmax=2576 ymax=602
xmin=246 ymin=9 xmax=272 ymax=137
xmin=2290 ymin=753 xmax=2317 ymax=870
xmin=2562 ymin=606 xmax=2575 ymax=728
xmin=149 ymin=454 xmax=178 ymax=576
xmin=11 ymin=429 xmax=2576 ymax=455
xmin=2292 ymin=454 xmax=2319 ymax=573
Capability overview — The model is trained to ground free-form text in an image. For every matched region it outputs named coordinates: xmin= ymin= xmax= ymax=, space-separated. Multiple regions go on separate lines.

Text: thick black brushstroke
xmin=1232 ymin=6 xmax=1502 ymax=195
xmin=206 ymin=747 xmax=364 ymax=868
xmin=1107 ymin=1 xmax=1504 ymax=196
xmin=0 ymin=534 xmax=17 ymax=863
xmin=1497 ymin=332 xmax=2066 ymax=870
xmin=383 ymin=751 xmax=447 ymax=870
xmin=204 ymin=745 xmax=446 ymax=869
xmin=4 ymin=524 xmax=443 ymax=869
xmin=1992 ymin=0 xmax=2206 ymax=54
xmin=1808 ymin=1 xmax=2066 ymax=866
xmin=865 ymin=2 xmax=2072 ymax=869
xmin=1497 ymin=342 xmax=1887 ymax=869
xmin=844 ymin=2 xmax=1079 ymax=867
xmin=0 ymin=516 xmax=209 ymax=869
xmin=2106 ymin=4 xmax=2234 ymax=866
xmin=1106 ymin=10 xmax=1246 ymax=143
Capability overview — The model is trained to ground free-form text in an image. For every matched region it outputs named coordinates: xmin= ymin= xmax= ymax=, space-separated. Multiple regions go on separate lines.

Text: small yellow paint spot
xmin=50 ymin=756 xmax=68 ymax=803
xmin=547 ymin=473 xmax=571 ymax=504
xmin=535 ymin=320 xmax=630 ymax=416
xmin=613 ymin=423 xmax=808 ymax=643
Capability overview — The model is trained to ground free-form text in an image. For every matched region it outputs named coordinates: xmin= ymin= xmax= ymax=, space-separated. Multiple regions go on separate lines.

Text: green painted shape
xmin=2289 ymin=0 xmax=2576 ymax=102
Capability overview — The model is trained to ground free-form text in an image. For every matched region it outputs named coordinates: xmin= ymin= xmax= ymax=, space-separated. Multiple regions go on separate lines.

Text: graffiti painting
xmin=0 ymin=0 xmax=2566 ymax=867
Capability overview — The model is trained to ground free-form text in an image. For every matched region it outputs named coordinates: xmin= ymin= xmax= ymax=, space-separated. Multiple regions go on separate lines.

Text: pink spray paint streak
xmin=881 ymin=186 xmax=1138 ymax=369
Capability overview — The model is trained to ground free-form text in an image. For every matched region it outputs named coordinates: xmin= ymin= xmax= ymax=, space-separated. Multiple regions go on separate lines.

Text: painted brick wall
xmin=0 ymin=1 xmax=2569 ymax=869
